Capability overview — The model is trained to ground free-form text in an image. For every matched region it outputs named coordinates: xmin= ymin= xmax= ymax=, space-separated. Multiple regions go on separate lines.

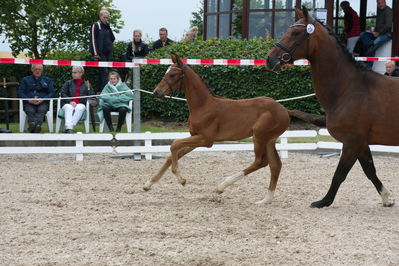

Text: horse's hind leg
xmin=216 ymin=138 xmax=268 ymax=194
xmin=256 ymin=140 xmax=281 ymax=204
xmin=143 ymin=146 xmax=194 ymax=191
xmin=358 ymin=146 xmax=394 ymax=207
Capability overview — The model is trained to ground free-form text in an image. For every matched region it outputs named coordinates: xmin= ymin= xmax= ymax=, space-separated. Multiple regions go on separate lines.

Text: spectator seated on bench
xmin=19 ymin=98 xmax=53 ymax=133
xmin=18 ymin=64 xmax=56 ymax=133
xmin=55 ymin=66 xmax=94 ymax=133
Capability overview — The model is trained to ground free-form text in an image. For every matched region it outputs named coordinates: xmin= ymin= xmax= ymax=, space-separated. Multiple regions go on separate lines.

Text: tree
xmin=0 ymin=0 xmax=124 ymax=59
xmin=190 ymin=0 xmax=204 ymax=39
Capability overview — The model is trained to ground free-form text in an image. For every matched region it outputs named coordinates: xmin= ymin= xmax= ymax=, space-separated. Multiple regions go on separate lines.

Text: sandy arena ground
xmin=1 ymin=151 xmax=398 ymax=265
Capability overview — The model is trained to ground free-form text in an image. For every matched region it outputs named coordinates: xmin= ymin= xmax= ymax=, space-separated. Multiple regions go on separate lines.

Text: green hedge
xmin=140 ymin=38 xmax=322 ymax=121
xmin=0 ymin=39 xmax=322 ymax=121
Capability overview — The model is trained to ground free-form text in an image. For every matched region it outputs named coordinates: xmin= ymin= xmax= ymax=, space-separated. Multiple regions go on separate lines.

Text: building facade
xmin=203 ymin=0 xmax=398 ymax=57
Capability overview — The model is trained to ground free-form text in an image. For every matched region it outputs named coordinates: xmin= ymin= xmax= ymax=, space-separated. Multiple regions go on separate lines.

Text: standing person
xmin=340 ymin=1 xmax=360 ymax=54
xmin=97 ymin=71 xmax=133 ymax=132
xmin=59 ymin=66 xmax=93 ymax=133
xmin=125 ymin=29 xmax=150 ymax=61
xmin=184 ymin=26 xmax=199 ymax=41
xmin=384 ymin=61 xmax=399 ymax=77
xmin=359 ymin=0 xmax=392 ymax=68
xmin=89 ymin=7 xmax=115 ymax=92
xmin=152 ymin=27 xmax=173 ymax=50
xmin=18 ymin=64 xmax=55 ymax=133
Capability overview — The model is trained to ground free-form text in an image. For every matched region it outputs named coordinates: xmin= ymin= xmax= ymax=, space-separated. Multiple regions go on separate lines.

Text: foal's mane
xmin=186 ymin=64 xmax=217 ymax=97
xmin=317 ymin=20 xmax=370 ymax=72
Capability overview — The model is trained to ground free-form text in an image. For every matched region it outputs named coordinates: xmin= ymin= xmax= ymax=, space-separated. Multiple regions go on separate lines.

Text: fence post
xmin=144 ymin=131 xmax=152 ymax=160
xmin=280 ymin=137 xmax=288 ymax=159
xmin=133 ymin=65 xmax=141 ymax=161
xmin=75 ymin=132 xmax=83 ymax=161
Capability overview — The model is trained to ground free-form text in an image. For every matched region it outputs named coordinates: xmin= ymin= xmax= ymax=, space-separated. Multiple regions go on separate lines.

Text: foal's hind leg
xmin=216 ymin=138 xmax=268 ymax=194
xmin=256 ymin=140 xmax=282 ymax=204
xmin=143 ymin=147 xmax=194 ymax=191
xmin=358 ymin=146 xmax=394 ymax=207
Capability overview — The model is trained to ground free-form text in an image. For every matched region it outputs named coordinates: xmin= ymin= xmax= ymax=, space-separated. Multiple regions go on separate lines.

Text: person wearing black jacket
xmin=152 ymin=27 xmax=173 ymax=50
xmin=89 ymin=7 xmax=115 ymax=92
xmin=125 ymin=29 xmax=149 ymax=60
xmin=60 ymin=66 xmax=93 ymax=133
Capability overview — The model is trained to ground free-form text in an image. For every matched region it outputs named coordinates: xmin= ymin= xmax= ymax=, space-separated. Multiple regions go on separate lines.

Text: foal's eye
xmin=291 ymin=30 xmax=300 ymax=37
xmin=169 ymin=74 xmax=176 ymax=78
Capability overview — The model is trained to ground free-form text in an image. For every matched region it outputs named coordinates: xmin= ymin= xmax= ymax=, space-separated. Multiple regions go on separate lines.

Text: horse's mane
xmin=317 ymin=20 xmax=370 ymax=72
xmin=187 ymin=64 xmax=218 ymax=97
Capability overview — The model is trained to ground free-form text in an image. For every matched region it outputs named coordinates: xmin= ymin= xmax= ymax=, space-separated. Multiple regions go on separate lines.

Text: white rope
xmin=0 ymin=88 xmax=314 ymax=103
xmin=276 ymin=93 xmax=315 ymax=102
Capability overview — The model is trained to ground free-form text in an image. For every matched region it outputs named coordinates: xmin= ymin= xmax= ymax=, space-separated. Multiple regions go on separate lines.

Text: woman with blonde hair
xmin=125 ymin=29 xmax=149 ymax=61
xmin=97 ymin=71 xmax=134 ymax=132
xmin=184 ymin=26 xmax=199 ymax=40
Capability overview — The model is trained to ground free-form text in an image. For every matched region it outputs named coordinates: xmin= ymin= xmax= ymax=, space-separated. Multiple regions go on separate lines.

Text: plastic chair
xmin=99 ymin=100 xmax=133 ymax=132
xmin=19 ymin=99 xmax=54 ymax=132
xmin=55 ymin=97 xmax=90 ymax=133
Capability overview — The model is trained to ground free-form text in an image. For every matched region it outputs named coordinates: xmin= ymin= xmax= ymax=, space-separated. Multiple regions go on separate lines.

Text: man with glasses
xmin=18 ymin=64 xmax=55 ymax=133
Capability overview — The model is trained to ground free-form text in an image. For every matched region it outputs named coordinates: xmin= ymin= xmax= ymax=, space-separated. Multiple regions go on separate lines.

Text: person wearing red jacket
xmin=340 ymin=1 xmax=361 ymax=54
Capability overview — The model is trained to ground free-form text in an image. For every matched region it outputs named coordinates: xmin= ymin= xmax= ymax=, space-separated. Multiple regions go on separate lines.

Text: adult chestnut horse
xmin=143 ymin=54 xmax=290 ymax=204
xmin=267 ymin=6 xmax=397 ymax=208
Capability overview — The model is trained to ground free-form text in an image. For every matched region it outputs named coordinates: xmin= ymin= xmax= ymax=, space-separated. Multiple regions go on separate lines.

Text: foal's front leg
xmin=144 ymin=135 xmax=211 ymax=190
xmin=170 ymin=135 xmax=213 ymax=185
xmin=143 ymin=147 xmax=193 ymax=191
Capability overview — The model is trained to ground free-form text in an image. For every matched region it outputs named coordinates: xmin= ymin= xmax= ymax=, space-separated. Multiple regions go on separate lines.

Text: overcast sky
xmin=0 ymin=0 xmax=202 ymax=52
xmin=0 ymin=0 xmax=388 ymax=52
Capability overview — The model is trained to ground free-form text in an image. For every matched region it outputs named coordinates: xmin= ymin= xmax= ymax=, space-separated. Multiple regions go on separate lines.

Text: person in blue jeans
xmin=359 ymin=0 xmax=392 ymax=68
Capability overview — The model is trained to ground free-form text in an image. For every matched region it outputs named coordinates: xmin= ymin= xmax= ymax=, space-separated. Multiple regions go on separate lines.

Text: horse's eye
xmin=169 ymin=74 xmax=176 ymax=78
xmin=291 ymin=30 xmax=300 ymax=37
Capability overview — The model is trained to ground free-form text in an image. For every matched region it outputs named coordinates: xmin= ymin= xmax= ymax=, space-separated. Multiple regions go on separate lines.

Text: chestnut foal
xmin=143 ymin=54 xmax=290 ymax=204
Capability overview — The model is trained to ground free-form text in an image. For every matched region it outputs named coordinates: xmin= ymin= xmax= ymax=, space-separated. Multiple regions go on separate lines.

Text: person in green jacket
xmin=97 ymin=71 xmax=134 ymax=132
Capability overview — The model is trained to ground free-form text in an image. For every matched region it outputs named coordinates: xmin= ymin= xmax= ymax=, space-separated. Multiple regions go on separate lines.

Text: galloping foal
xmin=143 ymin=54 xmax=290 ymax=204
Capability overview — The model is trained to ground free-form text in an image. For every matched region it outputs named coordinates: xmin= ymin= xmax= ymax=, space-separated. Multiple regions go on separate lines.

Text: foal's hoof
xmin=310 ymin=199 xmax=331 ymax=208
xmin=143 ymin=182 xmax=152 ymax=191
xmin=214 ymin=189 xmax=224 ymax=194
xmin=180 ymin=179 xmax=186 ymax=186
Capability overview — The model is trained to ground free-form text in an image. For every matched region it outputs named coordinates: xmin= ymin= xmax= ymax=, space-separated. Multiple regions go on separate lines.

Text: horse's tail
xmin=288 ymin=109 xmax=326 ymax=127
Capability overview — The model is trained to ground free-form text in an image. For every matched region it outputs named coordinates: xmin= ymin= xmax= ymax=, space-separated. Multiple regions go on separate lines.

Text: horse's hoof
xmin=255 ymin=198 xmax=272 ymax=204
xmin=143 ymin=186 xmax=150 ymax=191
xmin=180 ymin=179 xmax=186 ymax=186
xmin=214 ymin=188 xmax=224 ymax=194
xmin=310 ymin=199 xmax=331 ymax=208
xmin=383 ymin=200 xmax=395 ymax=207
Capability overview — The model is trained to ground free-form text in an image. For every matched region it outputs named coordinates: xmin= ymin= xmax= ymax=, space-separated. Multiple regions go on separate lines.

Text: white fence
xmin=1 ymin=129 xmax=399 ymax=161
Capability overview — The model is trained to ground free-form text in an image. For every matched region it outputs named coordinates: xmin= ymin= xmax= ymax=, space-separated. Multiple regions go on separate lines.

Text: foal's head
xmin=153 ymin=53 xmax=187 ymax=98
xmin=267 ymin=6 xmax=320 ymax=71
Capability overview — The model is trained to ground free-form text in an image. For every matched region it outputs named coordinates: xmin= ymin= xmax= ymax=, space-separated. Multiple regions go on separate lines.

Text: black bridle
xmin=162 ymin=65 xmax=187 ymax=97
xmin=274 ymin=17 xmax=316 ymax=62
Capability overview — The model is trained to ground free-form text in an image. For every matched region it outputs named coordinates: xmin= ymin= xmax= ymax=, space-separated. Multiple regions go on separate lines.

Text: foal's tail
xmin=288 ymin=109 xmax=326 ymax=127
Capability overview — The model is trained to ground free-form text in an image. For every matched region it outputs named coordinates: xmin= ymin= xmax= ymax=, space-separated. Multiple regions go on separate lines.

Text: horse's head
xmin=267 ymin=6 xmax=318 ymax=71
xmin=153 ymin=53 xmax=187 ymax=98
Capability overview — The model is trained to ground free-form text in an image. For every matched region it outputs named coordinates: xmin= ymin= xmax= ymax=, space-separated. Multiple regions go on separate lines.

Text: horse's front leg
xmin=170 ymin=135 xmax=213 ymax=186
xmin=143 ymin=146 xmax=194 ymax=191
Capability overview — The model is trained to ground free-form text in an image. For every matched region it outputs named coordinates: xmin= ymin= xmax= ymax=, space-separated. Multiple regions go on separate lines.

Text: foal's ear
xmin=171 ymin=52 xmax=183 ymax=67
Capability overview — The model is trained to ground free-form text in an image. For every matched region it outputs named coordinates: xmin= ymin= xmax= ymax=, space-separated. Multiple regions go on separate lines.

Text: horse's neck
xmin=308 ymin=33 xmax=358 ymax=110
xmin=183 ymin=70 xmax=214 ymax=113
